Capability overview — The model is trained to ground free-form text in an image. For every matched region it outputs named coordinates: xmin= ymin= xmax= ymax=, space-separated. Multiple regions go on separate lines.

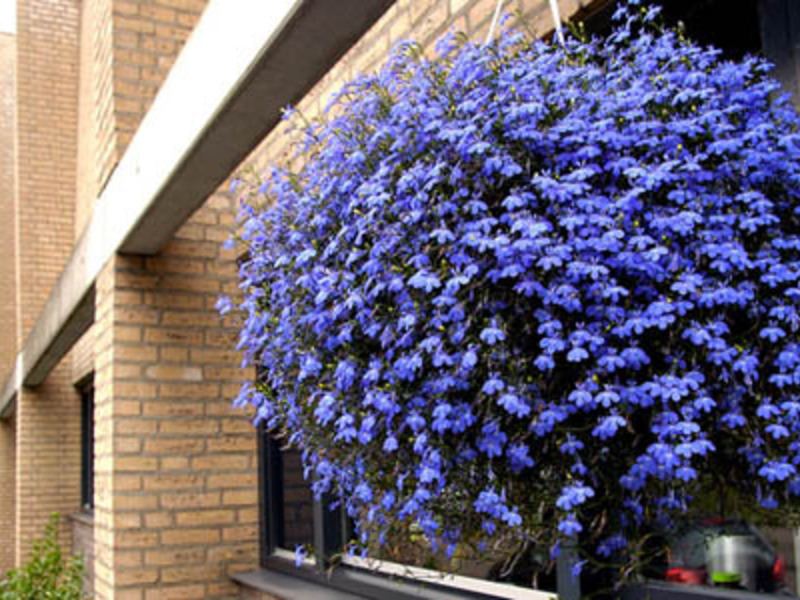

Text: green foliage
xmin=0 ymin=514 xmax=85 ymax=600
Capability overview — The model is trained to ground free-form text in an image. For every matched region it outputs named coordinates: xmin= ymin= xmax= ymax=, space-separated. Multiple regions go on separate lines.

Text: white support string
xmin=484 ymin=0 xmax=505 ymax=46
xmin=548 ymin=0 xmax=566 ymax=47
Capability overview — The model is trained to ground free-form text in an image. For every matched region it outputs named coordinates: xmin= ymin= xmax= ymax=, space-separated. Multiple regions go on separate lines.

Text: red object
xmin=666 ymin=567 xmax=706 ymax=585
xmin=772 ymin=556 xmax=785 ymax=583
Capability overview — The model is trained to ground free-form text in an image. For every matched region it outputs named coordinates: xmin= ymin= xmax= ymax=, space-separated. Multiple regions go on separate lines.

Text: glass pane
xmin=277 ymin=446 xmax=315 ymax=550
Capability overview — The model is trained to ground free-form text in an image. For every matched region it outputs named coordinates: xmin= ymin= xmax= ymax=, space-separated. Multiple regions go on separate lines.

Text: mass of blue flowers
xmin=223 ymin=1 xmax=800 ymax=574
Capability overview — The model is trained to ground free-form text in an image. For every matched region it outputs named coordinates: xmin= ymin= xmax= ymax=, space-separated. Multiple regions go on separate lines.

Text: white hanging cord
xmin=547 ymin=0 xmax=566 ymax=47
xmin=484 ymin=0 xmax=505 ymax=46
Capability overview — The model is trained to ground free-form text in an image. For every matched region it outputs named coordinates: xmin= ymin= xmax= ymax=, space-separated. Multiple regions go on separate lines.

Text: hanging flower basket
xmin=223 ymin=0 xmax=800 ymax=579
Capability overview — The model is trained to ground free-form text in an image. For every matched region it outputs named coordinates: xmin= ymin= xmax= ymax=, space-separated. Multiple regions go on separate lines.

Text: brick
xmin=115 ymin=456 xmax=158 ymax=472
xmin=160 ymin=528 xmax=220 ymax=546
xmin=144 ymin=364 xmax=202 ymax=381
xmin=159 ymin=383 xmax=219 ymax=399
xmin=237 ymin=508 xmax=259 ymax=524
xmin=159 ymin=347 xmax=189 ymax=362
xmin=116 ymin=513 xmax=143 ymax=529
xmin=190 ymin=454 xmax=249 ymax=471
xmin=174 ymin=509 xmax=235 ymax=526
xmin=116 ymin=568 xmax=160 ymax=586
xmin=160 ymin=492 xmax=220 ymax=509
xmin=153 ymin=0 xmax=207 ymax=11
xmin=205 ymin=436 xmax=254 ymax=453
xmin=115 ymin=551 xmax=144 ymax=568
xmin=144 ymin=327 xmax=203 ymax=345
xmin=158 ymin=420 xmax=219 ymax=436
xmin=116 ymin=531 xmax=159 ymax=549
xmin=114 ymin=1 xmax=140 ymax=16
xmin=220 ymin=419 xmax=255 ymax=434
xmin=162 ymin=564 xmax=221 ymax=583
xmin=222 ymin=489 xmax=258 ymax=506
xmin=143 ymin=291 xmax=205 ymax=309
xmin=115 ymin=437 xmax=143 ymax=453
xmin=159 ymin=456 xmax=190 ymax=471
xmin=207 ymin=543 xmax=257 ymax=563
xmin=143 ymin=438 xmax=205 ymax=455
xmin=161 ymin=310 xmax=220 ymax=327
xmin=206 ymin=472 xmax=257 ymax=489
xmin=142 ymin=401 xmax=204 ymax=417
xmin=144 ymin=584 xmax=206 ymax=600
xmin=114 ymin=345 xmax=158 ymax=363
xmin=202 ymin=366 xmax=247 ymax=381
xmin=114 ymin=381 xmax=157 ymax=399
xmin=139 ymin=5 xmax=176 ymax=22
xmin=114 ymin=15 xmax=156 ymax=34
xmin=222 ymin=525 xmax=257 ymax=542
xmin=115 ymin=474 xmax=143 ymax=491
xmin=144 ymin=512 xmax=173 ymax=528
xmin=144 ymin=547 xmax=205 ymax=566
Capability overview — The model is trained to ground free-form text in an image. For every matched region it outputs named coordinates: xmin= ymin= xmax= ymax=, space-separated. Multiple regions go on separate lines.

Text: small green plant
xmin=0 ymin=513 xmax=85 ymax=600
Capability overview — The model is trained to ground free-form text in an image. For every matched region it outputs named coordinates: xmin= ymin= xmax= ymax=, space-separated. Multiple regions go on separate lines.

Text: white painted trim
xmin=343 ymin=556 xmax=557 ymax=600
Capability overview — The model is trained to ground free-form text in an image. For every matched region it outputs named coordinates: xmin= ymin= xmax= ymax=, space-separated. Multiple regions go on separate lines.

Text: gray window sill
xmin=231 ymin=556 xmax=539 ymax=600
xmin=69 ymin=511 xmax=94 ymax=527
xmin=232 ymin=569 xmax=368 ymax=600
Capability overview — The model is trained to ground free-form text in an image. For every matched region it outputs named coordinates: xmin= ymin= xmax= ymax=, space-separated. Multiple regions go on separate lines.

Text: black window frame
xmin=78 ymin=376 xmax=94 ymax=512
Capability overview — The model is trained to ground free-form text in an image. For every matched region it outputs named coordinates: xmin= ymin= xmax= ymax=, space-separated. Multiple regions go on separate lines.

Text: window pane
xmin=276 ymin=446 xmax=315 ymax=550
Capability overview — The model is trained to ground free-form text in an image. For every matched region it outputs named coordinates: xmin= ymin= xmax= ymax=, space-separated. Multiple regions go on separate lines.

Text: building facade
xmin=0 ymin=1 xmax=799 ymax=599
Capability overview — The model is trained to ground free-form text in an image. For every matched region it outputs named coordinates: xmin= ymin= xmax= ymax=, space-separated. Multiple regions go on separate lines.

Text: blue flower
xmin=215 ymin=295 xmax=234 ymax=315
xmin=224 ymin=5 xmax=800 ymax=572
xmin=479 ymin=323 xmax=506 ymax=346
xmin=408 ymin=270 xmax=441 ymax=292
xmin=558 ymin=514 xmax=582 ymax=537
xmin=481 ymin=376 xmax=505 ymax=395
xmin=556 ymin=483 xmax=596 ymax=511
xmin=498 ymin=393 xmax=530 ymax=417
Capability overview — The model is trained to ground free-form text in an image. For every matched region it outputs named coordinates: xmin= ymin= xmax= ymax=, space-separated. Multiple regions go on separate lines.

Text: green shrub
xmin=0 ymin=513 xmax=85 ymax=600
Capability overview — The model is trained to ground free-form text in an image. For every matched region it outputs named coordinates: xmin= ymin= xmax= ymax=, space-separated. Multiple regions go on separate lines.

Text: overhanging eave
xmin=0 ymin=0 xmax=394 ymax=417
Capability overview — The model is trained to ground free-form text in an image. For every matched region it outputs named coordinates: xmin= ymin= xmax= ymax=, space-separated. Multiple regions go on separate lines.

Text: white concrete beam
xmin=0 ymin=0 xmax=394 ymax=415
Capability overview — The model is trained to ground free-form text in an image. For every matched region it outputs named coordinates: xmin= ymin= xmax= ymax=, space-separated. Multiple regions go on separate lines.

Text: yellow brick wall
xmin=76 ymin=0 xmax=114 ymax=239
xmin=15 ymin=370 xmax=82 ymax=564
xmin=76 ymin=0 xmax=210 ymax=239
xmin=0 ymin=33 xmax=16 ymax=381
xmin=0 ymin=28 xmax=16 ymax=580
xmin=0 ymin=415 xmax=16 ymax=574
xmin=14 ymin=0 xmax=83 ymax=566
xmin=93 ymin=195 xmax=257 ymax=600
xmin=73 ymin=0 xmax=210 ymax=390
xmin=111 ymin=0 xmax=208 ymax=158
xmin=16 ymin=0 xmax=80 ymax=342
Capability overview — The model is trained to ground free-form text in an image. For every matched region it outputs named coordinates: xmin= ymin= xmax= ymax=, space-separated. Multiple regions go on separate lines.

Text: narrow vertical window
xmin=80 ymin=380 xmax=94 ymax=512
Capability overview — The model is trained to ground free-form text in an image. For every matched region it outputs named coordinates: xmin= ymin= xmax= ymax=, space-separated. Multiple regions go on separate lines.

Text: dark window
xmin=80 ymin=380 xmax=94 ymax=512
xmin=583 ymin=0 xmax=762 ymax=60
xmin=258 ymin=425 xmax=348 ymax=567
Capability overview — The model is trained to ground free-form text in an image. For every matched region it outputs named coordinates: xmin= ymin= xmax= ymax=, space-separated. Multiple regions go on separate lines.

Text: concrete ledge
xmin=254 ymin=556 xmax=557 ymax=600
xmin=0 ymin=0 xmax=394 ymax=415
xmin=233 ymin=570 xmax=367 ymax=600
